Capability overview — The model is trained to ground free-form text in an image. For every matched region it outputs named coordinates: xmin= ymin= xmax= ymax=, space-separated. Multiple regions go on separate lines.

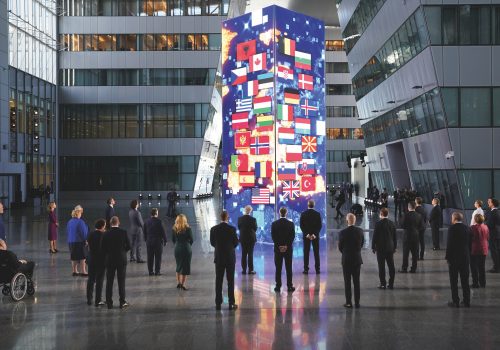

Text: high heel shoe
xmin=50 ymin=250 xmax=56 ymax=254
xmin=180 ymin=285 xmax=188 ymax=291
xmin=176 ymin=284 xmax=181 ymax=289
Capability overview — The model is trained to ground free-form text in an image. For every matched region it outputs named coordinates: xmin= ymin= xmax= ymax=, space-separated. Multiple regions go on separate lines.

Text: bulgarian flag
xmin=295 ymin=51 xmax=312 ymax=70
xmin=277 ymin=104 xmax=294 ymax=121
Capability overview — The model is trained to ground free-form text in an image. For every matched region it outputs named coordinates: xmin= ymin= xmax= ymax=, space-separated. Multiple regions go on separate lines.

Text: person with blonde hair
xmin=67 ymin=205 xmax=88 ymax=276
xmin=47 ymin=201 xmax=59 ymax=254
xmin=172 ymin=214 xmax=194 ymax=290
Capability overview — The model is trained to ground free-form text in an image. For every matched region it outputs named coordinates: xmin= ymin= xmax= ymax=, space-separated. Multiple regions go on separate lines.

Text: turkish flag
xmin=301 ymin=176 xmax=316 ymax=192
xmin=235 ymin=131 xmax=251 ymax=149
xmin=237 ymin=40 xmax=257 ymax=61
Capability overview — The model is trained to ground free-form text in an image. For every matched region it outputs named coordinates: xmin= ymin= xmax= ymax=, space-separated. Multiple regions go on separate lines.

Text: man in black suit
xmin=415 ymin=197 xmax=428 ymax=260
xmin=86 ymin=219 xmax=107 ymax=307
xmin=271 ymin=207 xmax=295 ymax=293
xmin=105 ymin=197 xmax=115 ymax=230
xmin=144 ymin=208 xmax=168 ymax=276
xmin=338 ymin=213 xmax=364 ymax=308
xmin=446 ymin=212 xmax=471 ymax=307
xmin=486 ymin=198 xmax=500 ymax=273
xmin=335 ymin=191 xmax=346 ymax=219
xmin=372 ymin=208 xmax=397 ymax=289
xmin=238 ymin=205 xmax=257 ymax=275
xmin=400 ymin=201 xmax=423 ymax=273
xmin=300 ymin=200 xmax=322 ymax=274
xmin=429 ymin=198 xmax=443 ymax=250
xmin=210 ymin=210 xmax=239 ymax=310
xmin=102 ymin=216 xmax=131 ymax=309
xmin=166 ymin=189 xmax=177 ymax=218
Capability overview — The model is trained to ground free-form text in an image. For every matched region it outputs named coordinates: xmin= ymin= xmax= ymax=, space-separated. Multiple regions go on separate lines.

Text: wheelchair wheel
xmin=10 ymin=273 xmax=27 ymax=301
xmin=27 ymin=281 xmax=35 ymax=296
xmin=2 ymin=285 xmax=10 ymax=296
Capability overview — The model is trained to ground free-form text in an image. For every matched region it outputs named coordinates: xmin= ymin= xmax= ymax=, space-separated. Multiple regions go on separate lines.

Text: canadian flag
xmin=249 ymin=53 xmax=266 ymax=73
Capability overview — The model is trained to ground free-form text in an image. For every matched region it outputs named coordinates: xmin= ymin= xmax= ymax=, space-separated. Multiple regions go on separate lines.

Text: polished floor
xmin=1 ymin=198 xmax=500 ymax=350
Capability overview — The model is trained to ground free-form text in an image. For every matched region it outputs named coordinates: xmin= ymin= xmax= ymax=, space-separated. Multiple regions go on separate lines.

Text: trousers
xmin=342 ymin=264 xmax=361 ymax=305
xmin=303 ymin=237 xmax=320 ymax=272
xmin=87 ymin=261 xmax=105 ymax=304
xmin=470 ymin=255 xmax=486 ymax=287
xmin=130 ymin=232 xmax=143 ymax=261
xmin=106 ymin=264 xmax=127 ymax=305
xmin=241 ymin=243 xmax=255 ymax=272
xmin=215 ymin=261 xmax=235 ymax=305
xmin=147 ymin=242 xmax=163 ymax=274
xmin=448 ymin=263 xmax=470 ymax=305
xmin=402 ymin=240 xmax=418 ymax=272
xmin=377 ymin=252 xmax=395 ymax=287
xmin=275 ymin=250 xmax=293 ymax=288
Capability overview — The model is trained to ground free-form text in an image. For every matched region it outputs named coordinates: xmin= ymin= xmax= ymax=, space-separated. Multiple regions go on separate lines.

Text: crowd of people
xmin=0 ymin=192 xmax=499 ymax=312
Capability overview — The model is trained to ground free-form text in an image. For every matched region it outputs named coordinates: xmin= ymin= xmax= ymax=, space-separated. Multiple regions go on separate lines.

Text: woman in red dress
xmin=48 ymin=201 xmax=59 ymax=254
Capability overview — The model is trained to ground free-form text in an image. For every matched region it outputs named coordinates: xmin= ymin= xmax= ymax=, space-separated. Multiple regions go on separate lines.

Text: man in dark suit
xmin=238 ymin=205 xmax=257 ymax=275
xmin=429 ymin=198 xmax=443 ymax=250
xmin=415 ymin=197 xmax=428 ymax=260
xmin=300 ymin=200 xmax=322 ymax=274
xmin=105 ymin=197 xmax=115 ymax=230
xmin=144 ymin=208 xmax=168 ymax=276
xmin=167 ymin=189 xmax=177 ymax=218
xmin=400 ymin=201 xmax=423 ymax=273
xmin=271 ymin=207 xmax=295 ymax=293
xmin=446 ymin=212 xmax=471 ymax=307
xmin=102 ymin=216 xmax=131 ymax=309
xmin=335 ymin=191 xmax=346 ymax=219
xmin=372 ymin=208 xmax=397 ymax=289
xmin=0 ymin=239 xmax=35 ymax=278
xmin=486 ymin=198 xmax=500 ymax=273
xmin=86 ymin=219 xmax=107 ymax=307
xmin=210 ymin=210 xmax=239 ymax=310
xmin=338 ymin=213 xmax=364 ymax=308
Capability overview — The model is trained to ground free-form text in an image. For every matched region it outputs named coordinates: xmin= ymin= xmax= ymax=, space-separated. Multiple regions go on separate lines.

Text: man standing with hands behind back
xmin=429 ymin=198 xmax=442 ymax=250
xmin=372 ymin=208 xmax=397 ymax=289
xmin=238 ymin=205 xmax=258 ymax=275
xmin=210 ymin=210 xmax=239 ymax=311
xmin=300 ymin=200 xmax=322 ymax=274
xmin=271 ymin=207 xmax=296 ymax=293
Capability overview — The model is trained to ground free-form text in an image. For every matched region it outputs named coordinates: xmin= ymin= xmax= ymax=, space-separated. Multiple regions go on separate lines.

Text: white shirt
xmin=470 ymin=207 xmax=484 ymax=226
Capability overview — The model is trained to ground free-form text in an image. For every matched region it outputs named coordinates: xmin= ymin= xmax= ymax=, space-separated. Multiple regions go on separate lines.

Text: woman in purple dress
xmin=48 ymin=201 xmax=59 ymax=254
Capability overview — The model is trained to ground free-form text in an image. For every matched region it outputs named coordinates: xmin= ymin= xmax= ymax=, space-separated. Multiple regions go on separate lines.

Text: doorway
xmin=386 ymin=142 xmax=411 ymax=190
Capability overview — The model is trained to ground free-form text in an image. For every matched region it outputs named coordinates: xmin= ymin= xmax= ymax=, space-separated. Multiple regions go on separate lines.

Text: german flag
xmin=284 ymin=88 xmax=300 ymax=105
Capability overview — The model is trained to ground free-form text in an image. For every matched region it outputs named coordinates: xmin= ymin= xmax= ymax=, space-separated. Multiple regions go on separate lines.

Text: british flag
xmin=282 ymin=180 xmax=300 ymax=200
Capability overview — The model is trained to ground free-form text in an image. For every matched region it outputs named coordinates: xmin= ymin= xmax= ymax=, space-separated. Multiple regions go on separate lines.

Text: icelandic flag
xmin=277 ymin=162 xmax=296 ymax=181
xmin=295 ymin=118 xmax=311 ymax=135
xmin=286 ymin=145 xmax=302 ymax=162
xmin=300 ymin=99 xmax=319 ymax=117
xmin=278 ymin=127 xmax=295 ymax=145
xmin=231 ymin=67 xmax=247 ymax=85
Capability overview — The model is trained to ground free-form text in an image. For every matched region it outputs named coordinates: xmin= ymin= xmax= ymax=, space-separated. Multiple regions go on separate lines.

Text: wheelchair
xmin=0 ymin=263 xmax=35 ymax=302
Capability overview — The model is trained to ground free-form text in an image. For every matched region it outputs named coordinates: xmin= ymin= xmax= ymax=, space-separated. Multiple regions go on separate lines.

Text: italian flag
xmin=277 ymin=104 xmax=294 ymax=121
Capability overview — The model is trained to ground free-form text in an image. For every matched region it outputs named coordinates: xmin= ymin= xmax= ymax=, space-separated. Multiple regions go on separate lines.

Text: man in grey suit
xmin=129 ymin=199 xmax=145 ymax=263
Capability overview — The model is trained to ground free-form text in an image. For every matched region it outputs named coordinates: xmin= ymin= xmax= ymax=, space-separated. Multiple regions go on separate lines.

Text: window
xmin=118 ymin=34 xmax=137 ymax=51
xmin=424 ymin=7 xmax=442 ymax=45
xmin=459 ymin=6 xmax=490 ymax=45
xmin=494 ymin=89 xmax=500 ymax=126
xmin=326 ymin=128 xmax=364 ymax=140
xmin=441 ymin=88 xmax=459 ymax=127
xmin=460 ymin=88 xmax=491 ymax=127
xmin=495 ymin=7 xmax=500 ymax=45
xmin=327 ymin=84 xmax=352 ymax=95
xmin=458 ymin=170 xmax=491 ymax=209
xmin=326 ymin=62 xmax=349 ymax=73
xmin=142 ymin=34 xmax=155 ymax=51
xmin=326 ymin=106 xmax=358 ymax=118
xmin=325 ymin=40 xmax=344 ymax=51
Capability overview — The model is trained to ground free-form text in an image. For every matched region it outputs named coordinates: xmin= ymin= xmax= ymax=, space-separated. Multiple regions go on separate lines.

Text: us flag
xmin=251 ymin=188 xmax=270 ymax=204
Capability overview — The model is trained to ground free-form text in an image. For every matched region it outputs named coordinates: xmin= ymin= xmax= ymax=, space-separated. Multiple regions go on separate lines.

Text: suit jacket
xmin=372 ymin=218 xmax=397 ymax=254
xmin=429 ymin=205 xmax=442 ymax=228
xmin=299 ymin=209 xmax=322 ymax=238
xmin=210 ymin=222 xmax=239 ymax=265
xmin=446 ymin=223 xmax=470 ymax=266
xmin=87 ymin=230 xmax=105 ymax=266
xmin=238 ymin=214 xmax=257 ymax=246
xmin=129 ymin=209 xmax=144 ymax=236
xmin=486 ymin=208 xmax=500 ymax=240
xmin=144 ymin=217 xmax=167 ymax=245
xmin=271 ymin=217 xmax=295 ymax=254
xmin=102 ymin=227 xmax=131 ymax=267
xmin=0 ymin=249 xmax=21 ymax=272
xmin=338 ymin=225 xmax=364 ymax=267
xmin=415 ymin=206 xmax=427 ymax=230
xmin=105 ymin=205 xmax=115 ymax=228
xmin=401 ymin=211 xmax=424 ymax=243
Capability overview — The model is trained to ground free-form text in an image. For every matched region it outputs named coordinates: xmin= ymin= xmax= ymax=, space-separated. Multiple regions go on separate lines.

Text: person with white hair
xmin=67 ymin=205 xmax=89 ymax=277
xmin=237 ymin=205 xmax=257 ymax=275
xmin=0 ymin=239 xmax=35 ymax=278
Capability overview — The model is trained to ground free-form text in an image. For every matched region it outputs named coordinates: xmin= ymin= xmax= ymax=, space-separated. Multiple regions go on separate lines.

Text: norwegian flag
xmin=300 ymin=99 xmax=319 ymax=117
xmin=301 ymin=136 xmax=317 ymax=152
xmin=282 ymin=180 xmax=300 ymax=200
xmin=250 ymin=135 xmax=270 ymax=155
xmin=298 ymin=74 xmax=313 ymax=90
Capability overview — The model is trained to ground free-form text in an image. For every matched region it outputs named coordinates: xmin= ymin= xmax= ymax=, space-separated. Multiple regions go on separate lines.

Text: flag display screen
xmin=222 ymin=5 xmax=326 ymax=242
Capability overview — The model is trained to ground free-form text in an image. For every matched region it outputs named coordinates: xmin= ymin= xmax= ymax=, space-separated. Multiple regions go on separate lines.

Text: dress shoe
xmin=241 ymin=270 xmax=247 ymax=275
xmin=378 ymin=285 xmax=386 ymax=290
xmin=409 ymin=270 xmax=416 ymax=274
xmin=488 ymin=269 xmax=499 ymax=273
xmin=287 ymin=286 xmax=296 ymax=293
xmin=107 ymin=303 xmax=113 ymax=309
xmin=303 ymin=270 xmax=309 ymax=274
xmin=87 ymin=300 xmax=92 ymax=306
xmin=248 ymin=271 xmax=256 ymax=275
xmin=215 ymin=304 xmax=221 ymax=311
xmin=136 ymin=260 xmax=146 ymax=264
xmin=447 ymin=301 xmax=459 ymax=308
xmin=343 ymin=303 xmax=352 ymax=308
xmin=180 ymin=285 xmax=189 ymax=291
xmin=274 ymin=287 xmax=281 ymax=293
xmin=155 ymin=272 xmax=162 ymax=276
xmin=316 ymin=270 xmax=320 ymax=274
xmin=355 ymin=304 xmax=360 ymax=309
xmin=50 ymin=250 xmax=56 ymax=254
xmin=387 ymin=285 xmax=394 ymax=290
xmin=460 ymin=301 xmax=470 ymax=308
xmin=72 ymin=272 xmax=79 ymax=277
xmin=95 ymin=301 xmax=106 ymax=307
xmin=471 ymin=284 xmax=479 ymax=289
xmin=120 ymin=301 xmax=129 ymax=309
xmin=80 ymin=273 xmax=89 ymax=277
xmin=130 ymin=258 xmax=136 ymax=262
xmin=54 ymin=249 xmax=59 ymax=253
xmin=149 ymin=272 xmax=155 ymax=276
xmin=398 ymin=269 xmax=407 ymax=273
xmin=229 ymin=304 xmax=238 ymax=310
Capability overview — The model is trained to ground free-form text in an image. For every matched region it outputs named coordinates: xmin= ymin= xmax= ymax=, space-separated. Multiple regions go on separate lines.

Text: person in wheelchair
xmin=0 ymin=239 xmax=35 ymax=279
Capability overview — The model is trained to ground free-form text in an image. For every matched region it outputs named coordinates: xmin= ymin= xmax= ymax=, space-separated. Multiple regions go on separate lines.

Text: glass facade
xmin=60 ymin=156 xmax=199 ymax=191
xmin=327 ymin=84 xmax=352 ymax=95
xmin=59 ymin=68 xmax=216 ymax=86
xmin=362 ymin=88 xmax=446 ymax=148
xmin=60 ymin=103 xmax=209 ymax=139
xmin=342 ymin=0 xmax=387 ymax=54
xmin=325 ymin=40 xmax=345 ymax=51
xmin=327 ymin=172 xmax=350 ymax=185
xmin=326 ymin=106 xmax=358 ymax=118
xmin=60 ymin=0 xmax=229 ymax=16
xmin=326 ymin=62 xmax=349 ymax=73
xmin=8 ymin=67 xmax=57 ymax=194
xmin=60 ymin=33 xmax=221 ymax=51
xmin=327 ymin=150 xmax=360 ymax=162
xmin=9 ymin=0 xmax=57 ymax=84
xmin=410 ymin=170 xmax=461 ymax=209
xmin=371 ymin=171 xmax=394 ymax=193
xmin=326 ymin=128 xmax=364 ymax=140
